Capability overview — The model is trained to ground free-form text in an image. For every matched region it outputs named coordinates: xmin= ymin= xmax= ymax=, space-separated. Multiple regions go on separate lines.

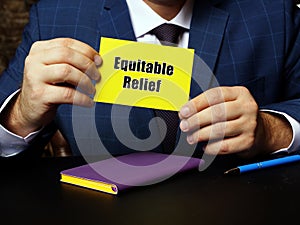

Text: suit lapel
xmin=98 ymin=0 xmax=136 ymax=43
xmin=189 ymin=0 xmax=229 ymax=72
xmin=99 ymin=0 xmax=229 ymax=73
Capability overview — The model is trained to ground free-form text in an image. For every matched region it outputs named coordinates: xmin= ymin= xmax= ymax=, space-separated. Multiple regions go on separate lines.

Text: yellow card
xmin=94 ymin=37 xmax=194 ymax=111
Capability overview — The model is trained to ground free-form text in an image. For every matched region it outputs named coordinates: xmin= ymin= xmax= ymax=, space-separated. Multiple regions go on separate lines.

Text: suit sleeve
xmin=261 ymin=1 xmax=300 ymax=123
xmin=0 ymin=4 xmax=57 ymax=158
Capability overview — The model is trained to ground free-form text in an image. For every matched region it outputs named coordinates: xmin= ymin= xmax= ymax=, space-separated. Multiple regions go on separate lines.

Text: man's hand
xmin=2 ymin=38 xmax=101 ymax=137
xmin=178 ymin=86 xmax=292 ymax=157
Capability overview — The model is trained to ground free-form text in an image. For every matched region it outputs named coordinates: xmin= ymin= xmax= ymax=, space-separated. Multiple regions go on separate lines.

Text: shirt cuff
xmin=0 ymin=90 xmax=42 ymax=157
xmin=261 ymin=109 xmax=300 ymax=154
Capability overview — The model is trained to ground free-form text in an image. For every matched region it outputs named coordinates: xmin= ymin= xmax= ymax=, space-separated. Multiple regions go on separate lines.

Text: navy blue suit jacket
xmin=1 ymin=0 xmax=300 ymax=156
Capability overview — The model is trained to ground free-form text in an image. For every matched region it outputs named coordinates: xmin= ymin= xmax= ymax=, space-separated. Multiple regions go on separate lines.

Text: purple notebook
xmin=61 ymin=152 xmax=204 ymax=195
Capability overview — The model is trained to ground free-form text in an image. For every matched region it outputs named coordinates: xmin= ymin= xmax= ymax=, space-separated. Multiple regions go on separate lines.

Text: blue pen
xmin=224 ymin=155 xmax=300 ymax=175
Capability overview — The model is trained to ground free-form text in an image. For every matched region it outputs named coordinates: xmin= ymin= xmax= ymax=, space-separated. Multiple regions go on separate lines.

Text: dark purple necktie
xmin=150 ymin=23 xmax=185 ymax=153
xmin=150 ymin=23 xmax=184 ymax=46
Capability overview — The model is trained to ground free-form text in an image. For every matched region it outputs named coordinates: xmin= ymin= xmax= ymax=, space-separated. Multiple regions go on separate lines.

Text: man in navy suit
xmin=0 ymin=0 xmax=299 ymax=158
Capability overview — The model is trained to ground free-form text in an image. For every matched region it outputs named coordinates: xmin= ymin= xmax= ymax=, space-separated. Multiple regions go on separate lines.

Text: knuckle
xmin=81 ymin=59 xmax=94 ymax=73
xmin=30 ymin=41 xmax=42 ymax=51
xmin=24 ymin=56 xmax=37 ymax=80
xmin=57 ymin=48 xmax=73 ymax=62
xmin=213 ymin=122 xmax=226 ymax=137
xmin=237 ymin=86 xmax=250 ymax=95
xmin=59 ymin=38 xmax=74 ymax=48
xmin=206 ymin=87 xmax=222 ymax=105
xmin=85 ymin=60 xmax=94 ymax=71
xmin=219 ymin=141 xmax=230 ymax=154
xmin=194 ymin=115 xmax=202 ymax=129
xmin=238 ymin=86 xmax=258 ymax=110
xmin=238 ymin=85 xmax=247 ymax=92
xmin=245 ymin=96 xmax=258 ymax=110
xmin=24 ymin=55 xmax=33 ymax=68
xmin=59 ymin=64 xmax=72 ymax=79
xmin=63 ymin=87 xmax=75 ymax=101
xmin=212 ymin=103 xmax=226 ymax=122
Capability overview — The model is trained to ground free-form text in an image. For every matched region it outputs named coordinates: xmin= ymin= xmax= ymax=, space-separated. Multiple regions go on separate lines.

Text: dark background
xmin=0 ymin=0 xmax=37 ymax=74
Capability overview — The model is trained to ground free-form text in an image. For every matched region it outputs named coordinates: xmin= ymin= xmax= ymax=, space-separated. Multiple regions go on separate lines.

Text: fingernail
xmin=187 ymin=135 xmax=194 ymax=144
xmin=180 ymin=106 xmax=190 ymax=117
xmin=94 ymin=55 xmax=102 ymax=67
xmin=180 ymin=120 xmax=189 ymax=132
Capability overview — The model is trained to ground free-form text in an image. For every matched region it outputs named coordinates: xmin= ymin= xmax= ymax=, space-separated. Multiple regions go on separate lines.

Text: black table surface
xmin=1 ymin=154 xmax=300 ymax=225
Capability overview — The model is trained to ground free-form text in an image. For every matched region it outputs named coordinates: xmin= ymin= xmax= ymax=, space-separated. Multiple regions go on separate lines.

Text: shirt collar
xmin=126 ymin=0 xmax=194 ymax=38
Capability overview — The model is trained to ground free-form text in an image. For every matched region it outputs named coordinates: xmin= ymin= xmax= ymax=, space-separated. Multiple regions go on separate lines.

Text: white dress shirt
xmin=0 ymin=0 xmax=299 ymax=157
xmin=126 ymin=0 xmax=193 ymax=48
